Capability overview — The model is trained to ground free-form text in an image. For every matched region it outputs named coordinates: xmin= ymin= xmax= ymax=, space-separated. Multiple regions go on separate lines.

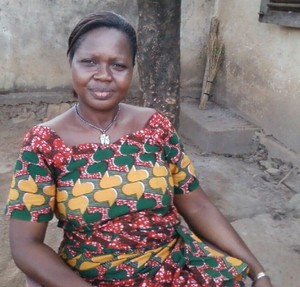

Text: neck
xmin=74 ymin=103 xmax=121 ymax=132
xmin=76 ymin=103 xmax=120 ymax=128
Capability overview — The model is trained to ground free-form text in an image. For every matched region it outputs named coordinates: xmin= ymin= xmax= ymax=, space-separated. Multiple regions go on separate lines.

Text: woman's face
xmin=71 ymin=27 xmax=134 ymax=110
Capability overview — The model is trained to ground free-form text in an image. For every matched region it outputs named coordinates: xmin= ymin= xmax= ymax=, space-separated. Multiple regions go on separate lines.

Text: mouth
xmin=88 ymin=88 xmax=115 ymax=99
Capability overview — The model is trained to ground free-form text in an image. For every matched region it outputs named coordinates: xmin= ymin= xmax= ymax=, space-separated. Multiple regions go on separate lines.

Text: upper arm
xmin=174 ymin=186 xmax=213 ymax=219
xmin=9 ymin=218 xmax=48 ymax=252
xmin=5 ymin=126 xmax=56 ymax=223
xmin=162 ymin=127 xmax=200 ymax=195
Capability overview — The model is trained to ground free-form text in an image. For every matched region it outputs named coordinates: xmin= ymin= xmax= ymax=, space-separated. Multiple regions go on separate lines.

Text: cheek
xmin=118 ymin=72 xmax=133 ymax=89
xmin=71 ymin=68 xmax=87 ymax=88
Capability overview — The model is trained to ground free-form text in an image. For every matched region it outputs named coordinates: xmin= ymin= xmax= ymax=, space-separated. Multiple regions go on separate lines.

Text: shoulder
xmin=40 ymin=108 xmax=74 ymax=131
xmin=20 ymin=108 xmax=75 ymax=148
xmin=125 ymin=104 xmax=175 ymax=131
xmin=121 ymin=103 xmax=156 ymax=117
xmin=120 ymin=103 xmax=157 ymax=130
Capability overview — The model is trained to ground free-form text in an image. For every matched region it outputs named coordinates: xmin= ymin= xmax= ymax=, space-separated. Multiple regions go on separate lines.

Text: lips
xmin=88 ymin=88 xmax=115 ymax=99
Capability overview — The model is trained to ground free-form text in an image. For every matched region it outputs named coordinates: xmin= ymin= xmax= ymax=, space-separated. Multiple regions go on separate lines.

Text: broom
xmin=199 ymin=17 xmax=224 ymax=110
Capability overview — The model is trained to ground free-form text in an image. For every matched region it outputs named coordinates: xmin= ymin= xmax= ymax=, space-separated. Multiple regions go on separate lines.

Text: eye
xmin=80 ymin=59 xmax=97 ymax=67
xmin=112 ymin=63 xmax=127 ymax=71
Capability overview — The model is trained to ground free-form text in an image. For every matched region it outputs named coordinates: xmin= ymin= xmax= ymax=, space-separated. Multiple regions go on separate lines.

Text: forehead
xmin=75 ymin=27 xmax=131 ymax=56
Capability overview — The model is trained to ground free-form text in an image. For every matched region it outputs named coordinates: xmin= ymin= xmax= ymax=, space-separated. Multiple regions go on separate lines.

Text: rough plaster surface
xmin=214 ymin=0 xmax=300 ymax=154
xmin=0 ymin=0 xmax=138 ymax=92
xmin=0 ymin=0 xmax=212 ymax=100
xmin=180 ymin=0 xmax=215 ymax=101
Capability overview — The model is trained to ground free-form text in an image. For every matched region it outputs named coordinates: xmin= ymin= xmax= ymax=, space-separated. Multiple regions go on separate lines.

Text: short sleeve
xmin=159 ymin=115 xmax=200 ymax=195
xmin=5 ymin=126 xmax=56 ymax=222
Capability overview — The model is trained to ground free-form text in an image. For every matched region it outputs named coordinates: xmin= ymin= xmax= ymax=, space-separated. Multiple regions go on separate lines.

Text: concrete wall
xmin=180 ymin=0 xmax=215 ymax=102
xmin=0 ymin=0 xmax=211 ymax=100
xmin=0 ymin=0 xmax=213 ymax=112
xmin=0 ymin=0 xmax=138 ymax=94
xmin=212 ymin=0 xmax=300 ymax=154
xmin=1 ymin=0 xmax=299 ymax=157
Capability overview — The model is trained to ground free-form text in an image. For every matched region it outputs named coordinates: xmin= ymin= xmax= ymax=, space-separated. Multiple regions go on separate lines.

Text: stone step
xmin=179 ymin=102 xmax=260 ymax=155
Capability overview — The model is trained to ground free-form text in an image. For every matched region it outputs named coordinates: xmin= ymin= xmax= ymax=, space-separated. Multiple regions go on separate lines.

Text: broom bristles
xmin=199 ymin=17 xmax=224 ymax=110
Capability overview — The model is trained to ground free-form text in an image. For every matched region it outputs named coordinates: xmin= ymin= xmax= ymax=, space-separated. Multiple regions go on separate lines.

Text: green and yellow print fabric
xmin=6 ymin=112 xmax=199 ymax=223
xmin=5 ymin=112 xmax=248 ymax=286
xmin=7 ymin=148 xmax=56 ymax=222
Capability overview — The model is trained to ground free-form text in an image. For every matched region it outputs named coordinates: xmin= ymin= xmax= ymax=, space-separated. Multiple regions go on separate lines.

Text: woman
xmin=6 ymin=12 xmax=273 ymax=287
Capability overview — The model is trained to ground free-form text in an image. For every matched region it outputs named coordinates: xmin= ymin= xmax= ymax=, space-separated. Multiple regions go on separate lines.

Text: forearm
xmin=182 ymin=201 xmax=264 ymax=279
xmin=174 ymin=189 xmax=266 ymax=279
xmin=26 ymin=276 xmax=43 ymax=287
xmin=12 ymin=240 xmax=90 ymax=287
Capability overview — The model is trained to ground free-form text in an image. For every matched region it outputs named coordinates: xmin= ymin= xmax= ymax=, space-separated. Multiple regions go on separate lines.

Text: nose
xmin=93 ymin=64 xmax=112 ymax=81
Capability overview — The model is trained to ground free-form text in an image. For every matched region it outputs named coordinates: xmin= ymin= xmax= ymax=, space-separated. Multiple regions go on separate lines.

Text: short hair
xmin=67 ymin=11 xmax=137 ymax=65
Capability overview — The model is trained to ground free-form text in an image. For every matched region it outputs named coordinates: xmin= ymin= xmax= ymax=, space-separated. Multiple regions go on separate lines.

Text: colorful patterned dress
xmin=6 ymin=112 xmax=248 ymax=286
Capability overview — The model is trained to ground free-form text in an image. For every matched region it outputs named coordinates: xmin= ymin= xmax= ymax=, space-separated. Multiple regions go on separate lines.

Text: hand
xmin=252 ymin=276 xmax=273 ymax=287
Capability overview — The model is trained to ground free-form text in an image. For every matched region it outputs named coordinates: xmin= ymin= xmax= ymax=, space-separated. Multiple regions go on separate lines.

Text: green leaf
xmin=162 ymin=145 xmax=170 ymax=161
xmin=11 ymin=209 xmax=31 ymax=220
xmin=114 ymin=155 xmax=134 ymax=169
xmin=144 ymin=141 xmax=160 ymax=153
xmin=153 ymin=207 xmax=169 ymax=215
xmin=120 ymin=142 xmax=139 ymax=155
xmin=83 ymin=211 xmax=102 ymax=224
xmin=87 ymin=162 xmax=108 ymax=174
xmin=108 ymin=203 xmax=130 ymax=219
xmin=81 ymin=243 xmax=97 ymax=251
xmin=28 ymin=164 xmax=49 ymax=178
xmin=80 ymin=268 xmax=99 ymax=278
xmin=205 ymin=268 xmax=221 ymax=277
xmin=38 ymin=213 xmax=53 ymax=222
xmin=139 ymin=153 xmax=156 ymax=165
xmin=22 ymin=151 xmax=39 ymax=164
xmin=15 ymin=160 xmax=23 ymax=171
xmin=169 ymin=133 xmax=179 ymax=145
xmin=168 ymin=147 xmax=179 ymax=159
xmin=104 ymin=268 xmax=127 ymax=280
xmin=162 ymin=193 xmax=171 ymax=206
xmin=171 ymin=251 xmax=186 ymax=267
xmin=221 ymin=269 xmax=235 ymax=280
xmin=136 ymin=265 xmax=153 ymax=274
xmin=188 ymin=179 xmax=200 ymax=190
xmin=61 ymin=170 xmax=80 ymax=182
xmin=136 ymin=198 xmax=156 ymax=211
xmin=93 ymin=147 xmax=114 ymax=161
xmin=67 ymin=158 xmax=87 ymax=171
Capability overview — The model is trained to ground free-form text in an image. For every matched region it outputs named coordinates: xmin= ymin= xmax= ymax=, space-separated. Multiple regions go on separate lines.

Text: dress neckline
xmin=39 ymin=111 xmax=161 ymax=149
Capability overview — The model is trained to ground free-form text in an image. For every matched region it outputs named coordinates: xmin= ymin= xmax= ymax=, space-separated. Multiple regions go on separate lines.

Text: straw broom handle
xmin=200 ymin=52 xmax=210 ymax=109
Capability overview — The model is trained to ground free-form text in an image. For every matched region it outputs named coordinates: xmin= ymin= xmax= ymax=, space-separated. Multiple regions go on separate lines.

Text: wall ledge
xmin=0 ymin=91 xmax=74 ymax=105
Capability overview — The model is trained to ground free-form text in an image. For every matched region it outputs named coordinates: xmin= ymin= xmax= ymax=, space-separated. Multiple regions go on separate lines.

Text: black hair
xmin=67 ymin=11 xmax=137 ymax=65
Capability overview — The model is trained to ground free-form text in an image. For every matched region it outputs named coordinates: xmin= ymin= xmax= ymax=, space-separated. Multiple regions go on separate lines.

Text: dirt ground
xmin=1 ymin=119 xmax=299 ymax=287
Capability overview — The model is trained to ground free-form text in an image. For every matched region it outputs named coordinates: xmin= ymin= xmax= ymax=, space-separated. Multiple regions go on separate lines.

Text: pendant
xmin=100 ymin=133 xmax=110 ymax=145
